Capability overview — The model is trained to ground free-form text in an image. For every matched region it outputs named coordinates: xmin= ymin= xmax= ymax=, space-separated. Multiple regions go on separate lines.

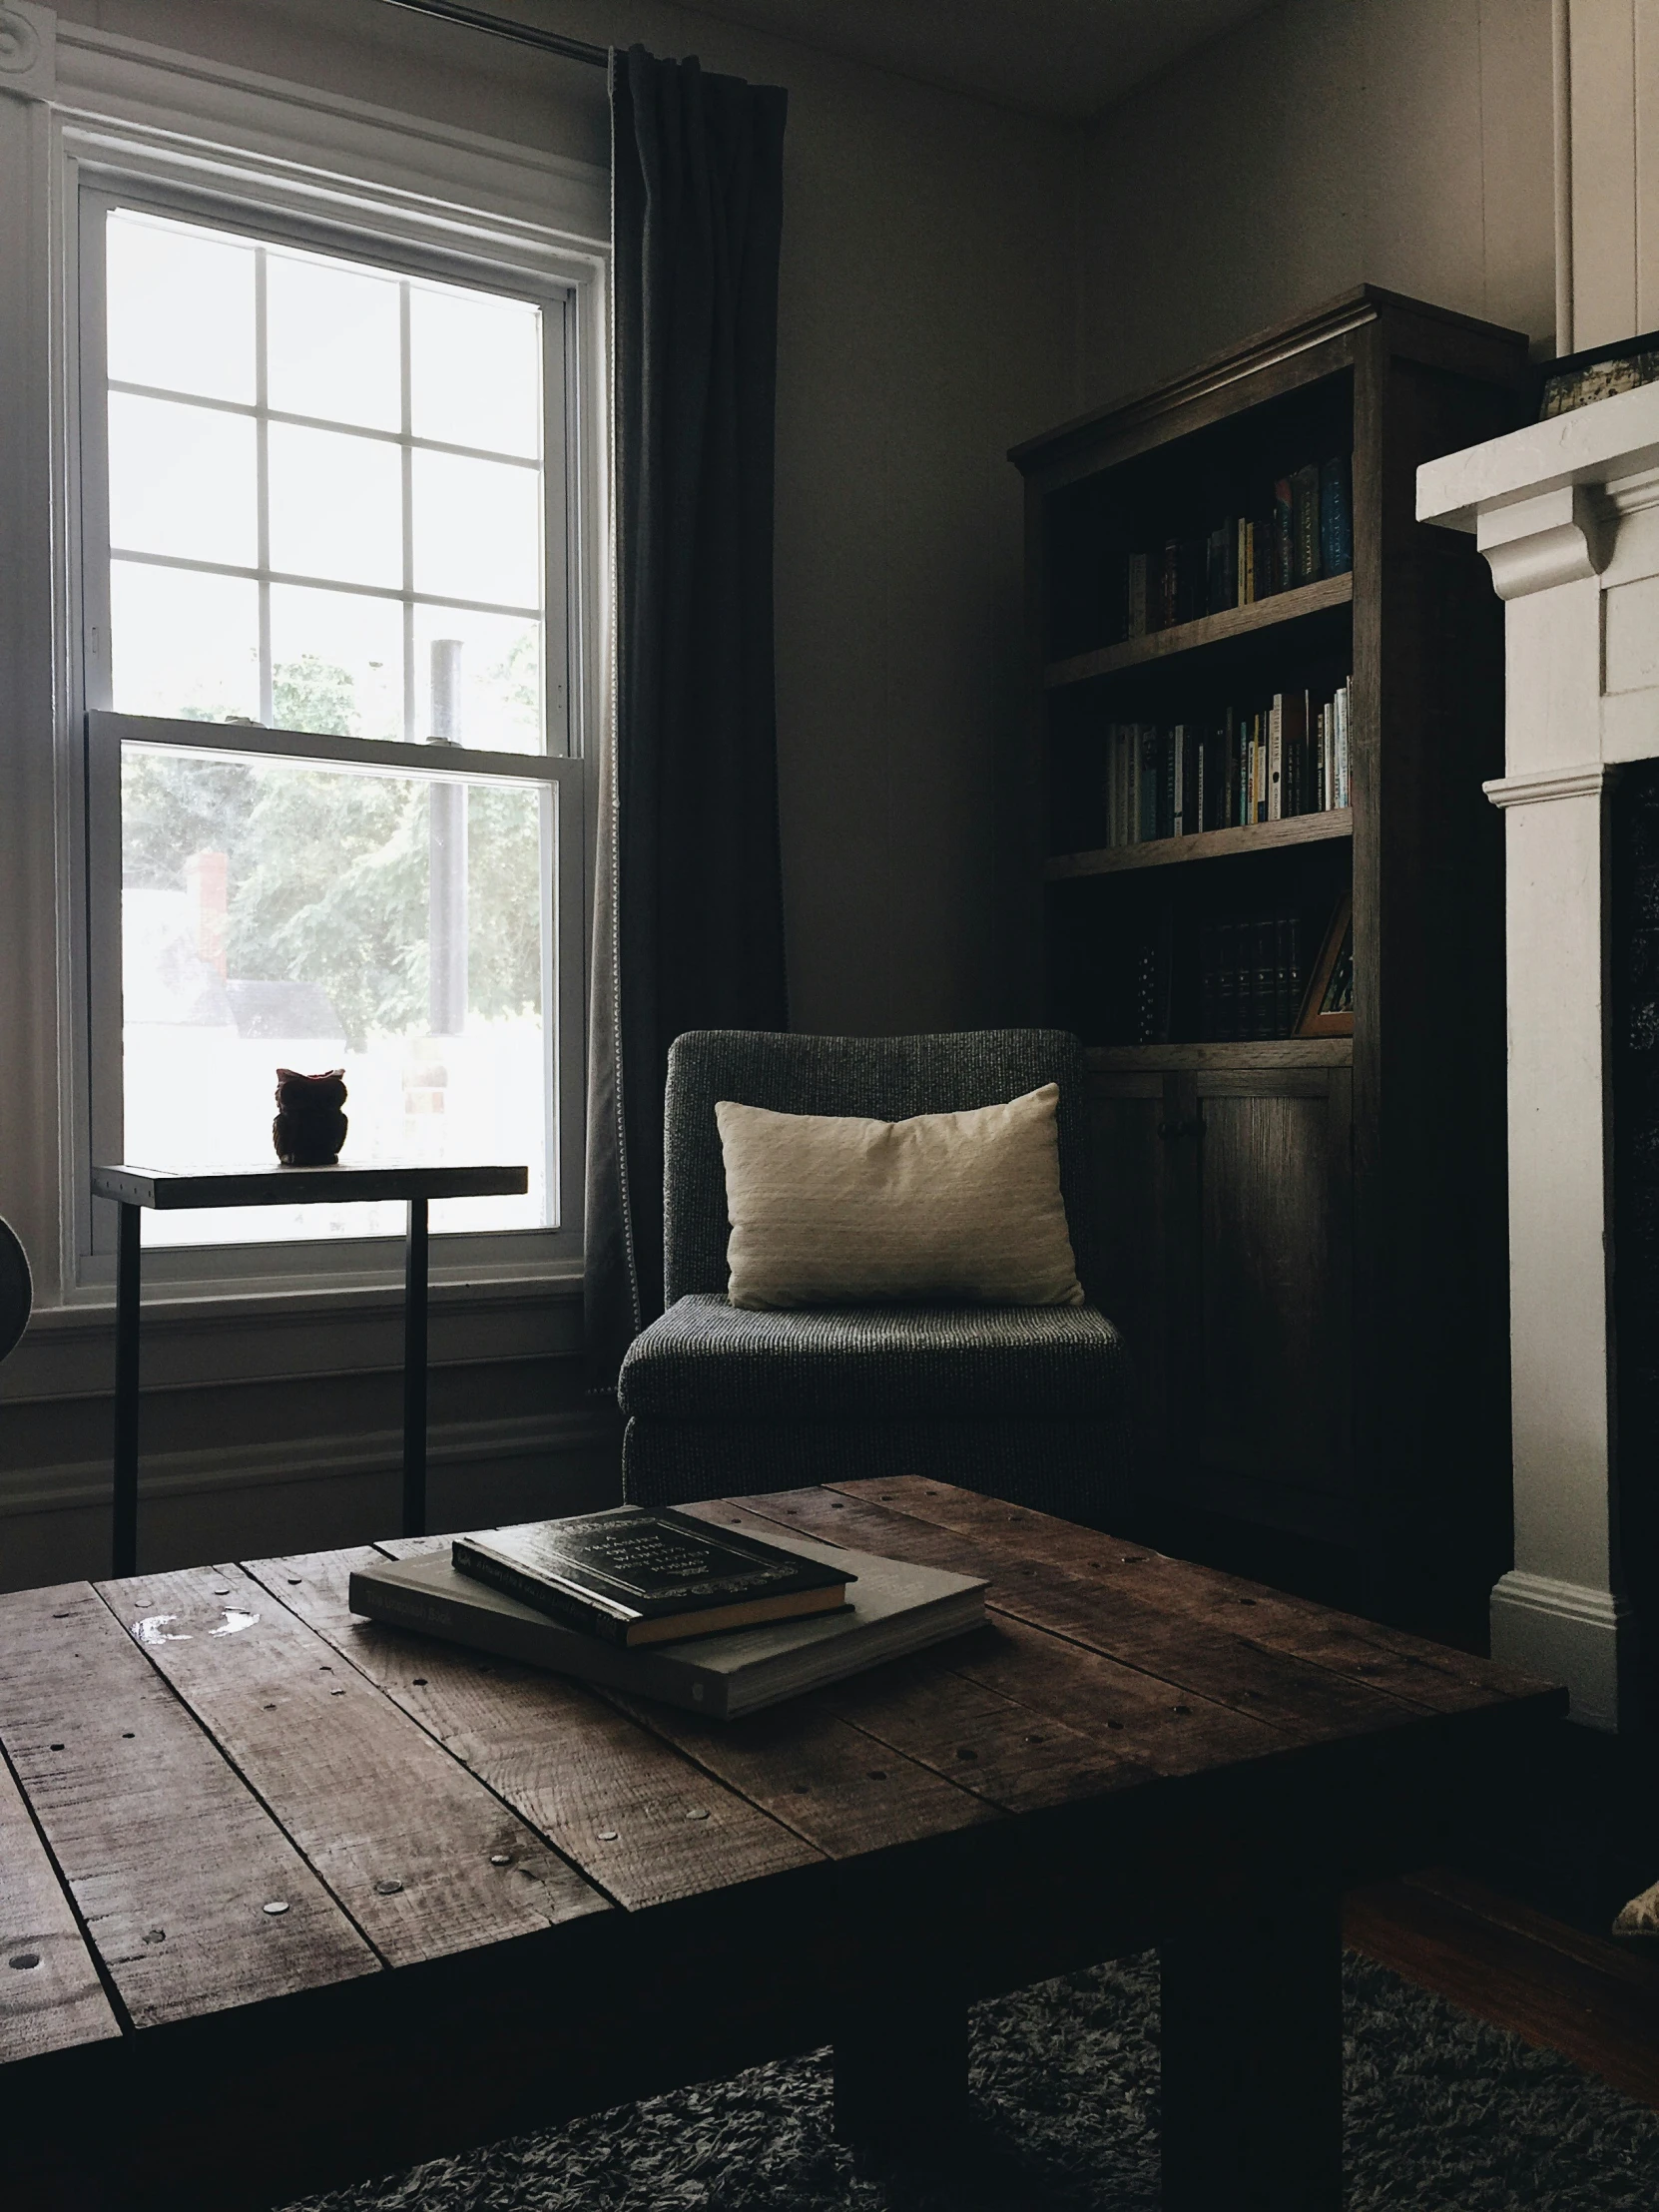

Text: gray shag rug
xmin=288 ymin=1952 xmax=1659 ymax=2211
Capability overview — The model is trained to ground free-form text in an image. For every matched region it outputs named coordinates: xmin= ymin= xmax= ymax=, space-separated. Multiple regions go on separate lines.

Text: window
xmin=79 ymin=196 xmax=587 ymax=1265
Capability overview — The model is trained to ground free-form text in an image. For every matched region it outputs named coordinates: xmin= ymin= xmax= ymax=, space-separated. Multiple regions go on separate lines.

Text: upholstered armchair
xmin=617 ymin=1028 xmax=1133 ymax=1525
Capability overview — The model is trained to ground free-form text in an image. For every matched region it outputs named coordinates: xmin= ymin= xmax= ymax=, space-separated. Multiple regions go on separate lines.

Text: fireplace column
xmin=1418 ymin=398 xmax=1659 ymax=1731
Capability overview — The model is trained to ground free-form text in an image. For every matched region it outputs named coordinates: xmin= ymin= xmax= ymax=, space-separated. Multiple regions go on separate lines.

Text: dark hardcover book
xmin=1254 ymin=508 xmax=1275 ymax=600
xmin=1127 ymin=552 xmax=1148 ymax=637
xmin=1319 ymin=455 xmax=1353 ymax=577
xmin=1272 ymin=479 xmax=1293 ymax=594
xmin=1253 ymin=913 xmax=1277 ymax=1038
xmin=1156 ymin=540 xmax=1179 ymax=631
xmin=451 ymin=1507 xmax=853 ymax=1648
xmin=1102 ymin=551 xmax=1129 ymax=646
xmin=1200 ymin=918 xmax=1219 ymax=1037
xmin=351 ymin=1537 xmax=986 ymax=1722
xmin=1290 ymin=462 xmax=1321 ymax=585
xmin=1205 ymin=523 xmax=1237 ymax=616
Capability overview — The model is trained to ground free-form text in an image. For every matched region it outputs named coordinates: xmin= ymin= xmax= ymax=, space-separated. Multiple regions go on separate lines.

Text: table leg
xmin=112 ymin=1202 xmax=141 ymax=1578
xmin=402 ymin=1196 xmax=428 ymax=1538
xmin=833 ymin=1993 xmax=969 ymax=2155
xmin=1160 ymin=1886 xmax=1343 ymax=2212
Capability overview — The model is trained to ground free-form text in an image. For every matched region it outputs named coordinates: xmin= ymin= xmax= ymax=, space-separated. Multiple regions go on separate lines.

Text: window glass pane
xmin=270 ymin=585 xmax=403 ymax=741
xmin=412 ymin=607 xmax=542 ymax=755
xmin=108 ymin=393 xmax=257 ymax=566
xmin=410 ymin=282 xmax=540 ymax=458
xmin=121 ymin=746 xmax=550 ymax=1245
xmin=267 ymin=251 xmax=401 ymax=432
xmin=110 ymin=563 xmax=260 ymax=723
xmin=269 ymin=423 xmax=403 ymax=589
xmin=412 ymin=449 xmax=540 ymax=608
xmin=106 ymin=210 xmax=256 ymax=404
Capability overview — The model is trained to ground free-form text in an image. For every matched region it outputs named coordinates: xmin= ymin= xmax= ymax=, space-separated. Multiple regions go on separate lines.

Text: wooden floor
xmin=1346 ymin=1869 xmax=1659 ymax=2109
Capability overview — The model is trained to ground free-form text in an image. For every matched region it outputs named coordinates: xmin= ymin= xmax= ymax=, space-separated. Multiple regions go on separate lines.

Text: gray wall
xmin=1078 ymin=0 xmax=1556 ymax=412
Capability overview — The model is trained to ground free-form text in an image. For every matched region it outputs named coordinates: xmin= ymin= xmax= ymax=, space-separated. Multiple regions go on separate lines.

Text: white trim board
xmin=1489 ymin=1570 xmax=1637 ymax=1732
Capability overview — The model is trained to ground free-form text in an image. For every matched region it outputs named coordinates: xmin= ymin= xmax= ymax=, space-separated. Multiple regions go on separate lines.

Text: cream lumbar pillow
xmin=715 ymin=1083 xmax=1083 ymax=1311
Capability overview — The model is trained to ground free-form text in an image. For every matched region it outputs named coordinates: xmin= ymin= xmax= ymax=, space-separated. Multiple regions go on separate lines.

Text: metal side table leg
xmin=402 ymin=1196 xmax=428 ymax=1538
xmin=113 ymin=1202 xmax=141 ymax=1577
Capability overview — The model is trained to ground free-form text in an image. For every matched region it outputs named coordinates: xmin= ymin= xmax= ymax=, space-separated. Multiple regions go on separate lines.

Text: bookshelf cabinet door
xmin=1188 ymin=1068 xmax=1353 ymax=1528
xmin=1086 ymin=1071 xmax=1175 ymax=1472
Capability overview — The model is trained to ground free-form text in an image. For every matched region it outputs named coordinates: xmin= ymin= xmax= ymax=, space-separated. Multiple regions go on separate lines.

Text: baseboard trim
xmin=0 ymin=1406 xmax=619 ymax=1521
xmin=1490 ymin=1570 xmax=1639 ymax=1732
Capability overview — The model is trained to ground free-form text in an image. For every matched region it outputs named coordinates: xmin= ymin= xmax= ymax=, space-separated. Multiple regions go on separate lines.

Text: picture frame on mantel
xmin=1297 ymin=890 xmax=1355 ymax=1036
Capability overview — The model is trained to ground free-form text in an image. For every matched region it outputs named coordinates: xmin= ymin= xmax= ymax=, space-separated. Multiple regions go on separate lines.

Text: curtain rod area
xmin=378 ymin=0 xmax=610 ymax=69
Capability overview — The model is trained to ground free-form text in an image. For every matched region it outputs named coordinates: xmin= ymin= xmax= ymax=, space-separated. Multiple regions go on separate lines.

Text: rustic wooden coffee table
xmin=0 ymin=1479 xmax=1562 ymax=2212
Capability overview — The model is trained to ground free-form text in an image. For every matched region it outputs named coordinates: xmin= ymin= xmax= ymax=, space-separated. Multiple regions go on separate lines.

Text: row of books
xmin=1102 ymin=454 xmax=1352 ymax=642
xmin=1093 ymin=679 xmax=1351 ymax=849
xmin=1199 ymin=911 xmax=1310 ymax=1041
xmin=349 ymin=1505 xmax=987 ymax=1721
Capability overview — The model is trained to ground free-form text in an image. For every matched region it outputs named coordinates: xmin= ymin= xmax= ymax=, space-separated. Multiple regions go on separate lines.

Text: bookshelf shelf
xmin=1086 ymin=1038 xmax=1354 ymax=1072
xmin=1048 ymin=808 xmax=1352 ymax=880
xmin=1014 ymin=285 xmax=1532 ymax=1643
xmin=1045 ymin=571 xmax=1354 ymax=690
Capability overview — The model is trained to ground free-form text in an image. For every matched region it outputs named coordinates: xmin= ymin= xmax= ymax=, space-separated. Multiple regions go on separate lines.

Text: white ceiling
xmin=670 ymin=0 xmax=1275 ymax=121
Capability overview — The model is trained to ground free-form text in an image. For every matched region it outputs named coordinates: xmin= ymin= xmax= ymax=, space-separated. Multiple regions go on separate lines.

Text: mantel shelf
xmin=1047 ymin=808 xmax=1353 ymax=879
xmin=1045 ymin=571 xmax=1354 ymax=689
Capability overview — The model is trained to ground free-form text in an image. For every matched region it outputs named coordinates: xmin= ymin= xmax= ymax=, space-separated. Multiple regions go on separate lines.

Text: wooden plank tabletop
xmin=0 ymin=1483 xmax=1566 ymax=2211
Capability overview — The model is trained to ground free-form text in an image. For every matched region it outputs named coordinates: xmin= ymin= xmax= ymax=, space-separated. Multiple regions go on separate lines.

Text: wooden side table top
xmin=92 ymin=1161 xmax=528 ymax=1207
xmin=0 ymin=1480 xmax=1564 ymax=2210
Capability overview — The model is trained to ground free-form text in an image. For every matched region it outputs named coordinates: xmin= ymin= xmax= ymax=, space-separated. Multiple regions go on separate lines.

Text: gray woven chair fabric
xmin=620 ymin=1292 xmax=1127 ymax=1423
xmin=663 ymin=1027 xmax=1104 ymax=1304
xmin=622 ymin=1414 xmax=1125 ymax=1527
xmin=627 ymin=1027 xmax=1131 ymax=1519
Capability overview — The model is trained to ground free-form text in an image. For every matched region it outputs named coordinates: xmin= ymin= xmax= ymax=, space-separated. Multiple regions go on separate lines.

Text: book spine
xmin=1128 ymin=553 xmax=1147 ymax=638
xmin=452 ymin=1543 xmax=634 ymax=1645
xmin=1172 ymin=722 xmax=1185 ymax=838
xmin=1291 ymin=463 xmax=1321 ymax=585
xmin=1273 ymin=478 xmax=1293 ymax=594
xmin=1268 ymin=696 xmax=1284 ymax=824
xmin=1320 ymin=454 xmax=1353 ymax=576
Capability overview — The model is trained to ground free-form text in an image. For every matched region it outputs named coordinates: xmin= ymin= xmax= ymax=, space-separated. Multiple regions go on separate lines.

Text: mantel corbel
xmin=1475 ymin=483 xmax=1608 ymax=601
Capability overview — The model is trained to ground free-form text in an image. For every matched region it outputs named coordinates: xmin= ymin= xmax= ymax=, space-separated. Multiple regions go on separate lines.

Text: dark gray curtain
xmin=585 ymin=46 xmax=790 ymax=1383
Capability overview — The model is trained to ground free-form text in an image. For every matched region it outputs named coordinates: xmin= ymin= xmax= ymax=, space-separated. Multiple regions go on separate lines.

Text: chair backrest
xmin=662 ymin=1028 xmax=1101 ymax=1306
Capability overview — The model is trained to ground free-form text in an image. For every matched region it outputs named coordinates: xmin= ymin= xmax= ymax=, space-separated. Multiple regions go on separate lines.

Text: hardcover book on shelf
xmin=451 ymin=1506 xmax=852 ymax=1648
xmin=350 ymin=1534 xmax=988 ymax=1721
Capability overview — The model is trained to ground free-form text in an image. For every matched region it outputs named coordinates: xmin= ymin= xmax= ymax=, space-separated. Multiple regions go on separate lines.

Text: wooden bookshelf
xmin=1013 ymin=285 xmax=1532 ymax=1644
xmin=1045 ymin=572 xmax=1353 ymax=689
xmin=1047 ymin=808 xmax=1352 ymax=880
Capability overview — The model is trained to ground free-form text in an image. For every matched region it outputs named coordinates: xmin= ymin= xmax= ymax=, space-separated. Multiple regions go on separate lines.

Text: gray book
xmin=348 ymin=1530 xmax=987 ymax=1720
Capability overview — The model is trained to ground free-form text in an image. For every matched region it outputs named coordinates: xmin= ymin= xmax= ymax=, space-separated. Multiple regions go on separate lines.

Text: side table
xmin=91 ymin=1162 xmax=528 ymax=1575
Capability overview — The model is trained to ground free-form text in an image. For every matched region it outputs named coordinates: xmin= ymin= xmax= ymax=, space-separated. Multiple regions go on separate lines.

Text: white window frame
xmin=19 ymin=39 xmax=610 ymax=1306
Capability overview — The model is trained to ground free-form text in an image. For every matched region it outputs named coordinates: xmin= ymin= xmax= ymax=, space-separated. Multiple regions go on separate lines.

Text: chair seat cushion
xmin=618 ymin=1292 xmax=1128 ymax=1424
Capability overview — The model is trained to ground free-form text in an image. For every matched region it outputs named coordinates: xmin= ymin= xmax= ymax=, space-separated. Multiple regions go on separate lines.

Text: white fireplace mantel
xmin=1417 ymin=385 xmax=1659 ymax=1730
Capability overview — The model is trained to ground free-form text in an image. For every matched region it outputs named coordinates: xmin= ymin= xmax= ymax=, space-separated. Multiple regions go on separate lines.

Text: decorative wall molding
xmin=0 ymin=1403 xmax=615 ymax=1523
xmin=1483 ymin=762 xmax=1609 ymax=809
xmin=0 ymin=2 xmax=54 ymax=102
xmin=1489 ymin=1569 xmax=1637 ymax=1730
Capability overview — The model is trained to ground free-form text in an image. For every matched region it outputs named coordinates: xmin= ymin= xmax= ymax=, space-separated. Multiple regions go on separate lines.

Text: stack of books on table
xmin=347 ymin=1504 xmax=988 ymax=1720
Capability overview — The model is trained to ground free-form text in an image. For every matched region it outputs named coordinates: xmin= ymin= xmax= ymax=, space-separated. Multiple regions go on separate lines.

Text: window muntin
xmin=85 ymin=199 xmax=579 ymax=1254
xmin=100 ymin=207 xmax=549 ymax=755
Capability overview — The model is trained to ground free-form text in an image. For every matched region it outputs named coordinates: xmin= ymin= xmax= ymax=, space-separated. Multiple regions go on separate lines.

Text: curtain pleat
xmin=585 ymin=46 xmax=790 ymax=1384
